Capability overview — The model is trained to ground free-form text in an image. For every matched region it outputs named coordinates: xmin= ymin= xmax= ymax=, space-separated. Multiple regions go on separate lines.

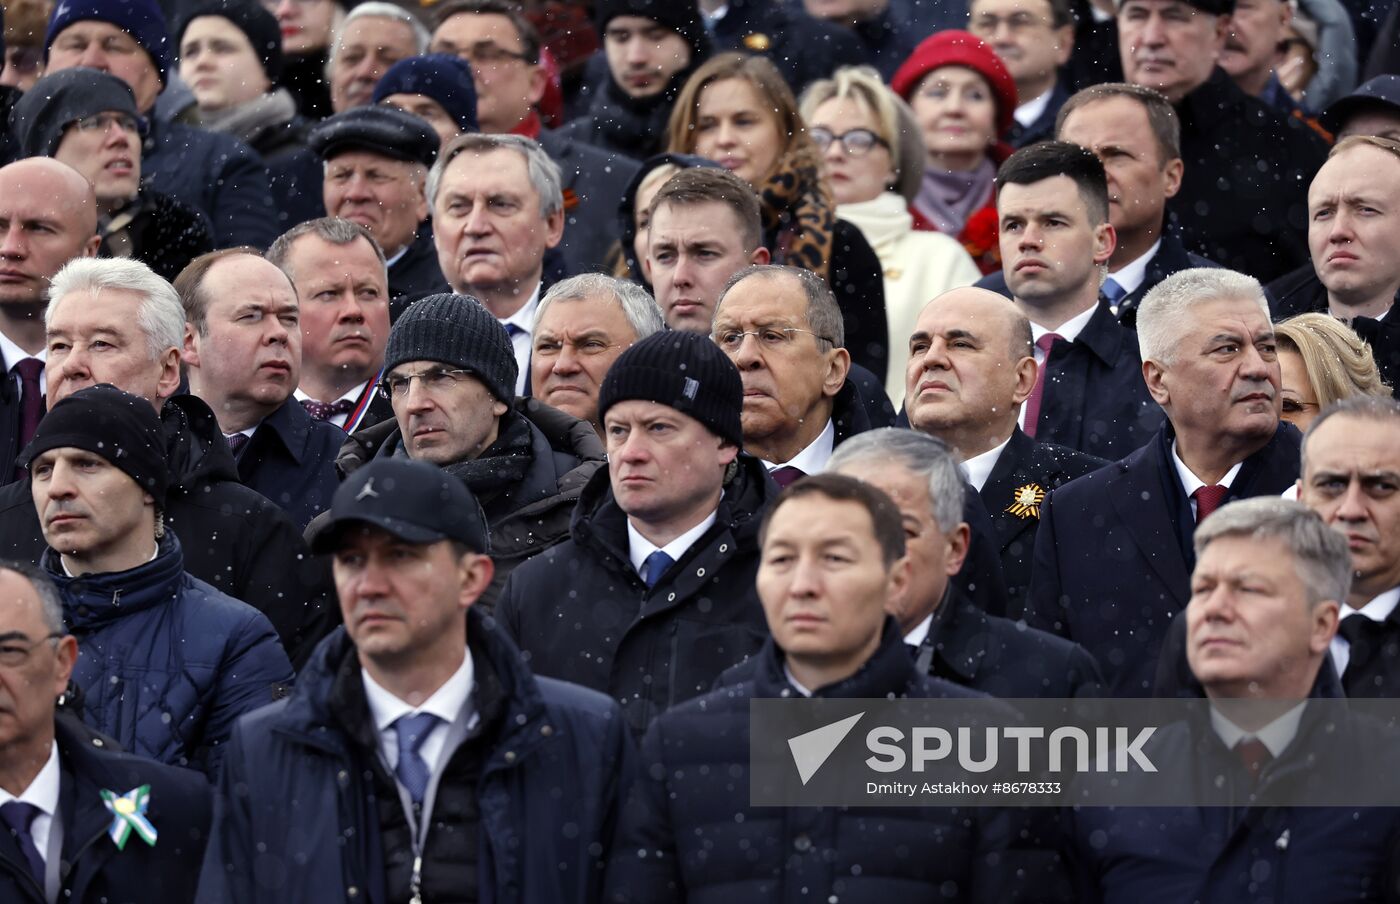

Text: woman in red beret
xmin=891 ymin=31 xmax=1017 ymax=275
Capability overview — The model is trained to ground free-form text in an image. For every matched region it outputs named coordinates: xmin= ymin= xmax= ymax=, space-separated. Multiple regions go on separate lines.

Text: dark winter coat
xmin=232 ymin=397 xmax=344 ymax=529
xmin=1024 ymin=422 xmax=1303 ymax=695
xmin=197 ymin=612 xmax=632 ymax=904
xmin=1169 ymin=68 xmax=1328 ymax=283
xmin=1266 ymin=264 xmax=1400 ymax=395
xmin=497 ymin=453 xmax=777 ymax=735
xmin=0 ymin=394 xmax=331 ymax=662
xmin=846 ymin=0 xmax=965 ymax=82
xmin=562 ymin=46 xmax=708 ymax=162
xmin=1007 ymin=82 xmax=1071 ymax=148
xmin=100 ymin=189 xmax=214 ymax=283
xmin=387 ymin=224 xmax=449 ymax=300
xmin=711 ymin=0 xmax=869 ymax=92
xmin=977 ymin=428 xmax=1107 ymax=616
xmin=0 ymin=712 xmax=212 ymax=904
xmin=142 ymin=117 xmax=278 ymax=249
xmin=43 ymin=533 xmax=292 ymax=776
xmin=539 ymin=127 xmax=641 ymax=275
xmin=788 ymin=218 xmax=890 ymax=385
xmin=604 ymin=619 xmax=1018 ymax=903
xmin=333 ymin=397 xmax=607 ymax=607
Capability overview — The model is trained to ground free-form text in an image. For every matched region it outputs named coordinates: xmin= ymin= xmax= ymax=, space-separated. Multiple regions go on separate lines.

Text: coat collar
xmin=42 ymin=533 xmax=185 ymax=632
xmin=925 ymin=585 xmax=990 ymax=684
xmin=1065 ymin=299 xmax=1129 ymax=367
xmin=831 ymin=379 xmax=872 ymax=446
xmin=752 ymin=617 xmax=921 ymax=699
xmin=250 ymin=398 xmax=317 ymax=466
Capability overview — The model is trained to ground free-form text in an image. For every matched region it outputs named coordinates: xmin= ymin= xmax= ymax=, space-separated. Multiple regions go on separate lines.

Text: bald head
xmin=905 ymin=286 xmax=1039 ymax=458
xmin=0 ymin=158 xmax=101 ymax=311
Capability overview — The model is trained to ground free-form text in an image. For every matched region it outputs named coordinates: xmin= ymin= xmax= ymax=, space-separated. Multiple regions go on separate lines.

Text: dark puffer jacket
xmin=142 ymin=118 xmax=277 ymax=249
xmin=331 ymin=398 xmax=607 ymax=608
xmin=497 ymin=453 xmax=777 ymax=735
xmin=42 ymin=533 xmax=293 ymax=777
xmin=197 ymin=611 xmax=633 ymax=904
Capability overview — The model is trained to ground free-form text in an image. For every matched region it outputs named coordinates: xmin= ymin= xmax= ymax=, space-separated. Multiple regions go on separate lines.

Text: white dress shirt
xmin=961 ymin=435 xmax=1012 ymax=492
xmin=783 ymin=664 xmax=815 ymax=697
xmin=1018 ymin=305 xmax=1099 ymax=430
xmin=294 ymin=381 xmax=369 ymax=429
xmin=760 ymin=419 xmax=835 ymax=475
xmin=627 ymin=507 xmax=720 ymax=579
xmin=500 ymin=283 xmax=541 ymax=396
xmin=0 ymin=328 xmax=45 ymax=402
xmin=1013 ymin=89 xmax=1054 ymax=128
xmin=362 ymin=652 xmax=476 ymax=777
xmin=1210 ymin=701 xmax=1307 ymax=759
xmin=904 ymin=613 xmax=935 ymax=649
xmin=1330 ymin=587 xmax=1400 ymax=678
xmin=0 ymin=740 xmax=60 ymax=863
xmin=1171 ymin=441 xmax=1243 ymax=519
xmin=1105 ymin=238 xmax=1162 ymax=299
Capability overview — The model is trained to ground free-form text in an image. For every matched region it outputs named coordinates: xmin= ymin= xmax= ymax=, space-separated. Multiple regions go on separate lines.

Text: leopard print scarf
xmin=758 ymin=144 xmax=835 ymax=281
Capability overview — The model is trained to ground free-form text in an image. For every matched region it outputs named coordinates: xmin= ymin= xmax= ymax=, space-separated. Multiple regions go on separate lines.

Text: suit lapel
xmin=56 ymin=754 xmax=118 ymax=899
xmin=1107 ymin=442 xmax=1192 ymax=606
xmin=980 ymin=431 xmax=1038 ymax=555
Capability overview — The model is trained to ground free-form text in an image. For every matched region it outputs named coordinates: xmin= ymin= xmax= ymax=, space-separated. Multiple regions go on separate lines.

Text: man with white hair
xmin=1025 ymin=267 xmax=1303 ymax=695
xmin=0 ymin=257 xmax=328 ymax=664
xmin=326 ymin=1 xmax=429 ymax=113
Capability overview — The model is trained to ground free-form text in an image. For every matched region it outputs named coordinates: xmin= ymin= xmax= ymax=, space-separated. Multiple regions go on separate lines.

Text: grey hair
xmin=535 ymin=274 xmax=665 ymax=339
xmin=1302 ymin=395 xmax=1400 ymax=471
xmin=327 ymin=2 xmax=430 ymax=69
xmin=1193 ymin=497 xmax=1352 ymax=607
xmin=827 ymin=428 xmax=965 ymax=534
xmin=0 ymin=559 xmax=66 ymax=635
xmin=1136 ymin=268 xmax=1271 ymax=365
xmin=267 ymin=217 xmax=387 ymax=283
xmin=47 ymin=258 xmax=184 ymax=361
xmin=427 ymin=133 xmax=564 ymax=217
xmin=717 ymin=265 xmax=845 ymax=349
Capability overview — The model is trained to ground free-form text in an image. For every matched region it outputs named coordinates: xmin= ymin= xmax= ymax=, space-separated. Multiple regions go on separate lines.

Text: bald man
xmin=0 ymin=159 xmax=100 ymax=483
xmin=906 ymin=287 xmax=1106 ymax=613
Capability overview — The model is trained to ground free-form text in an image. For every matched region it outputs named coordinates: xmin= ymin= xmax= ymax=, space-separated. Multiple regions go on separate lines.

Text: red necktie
xmin=1193 ymin=485 xmax=1229 ymax=522
xmin=1234 ymin=737 xmax=1272 ymax=783
xmin=1022 ymin=333 xmax=1063 ymax=439
xmin=13 ymin=358 xmax=43 ymax=481
xmin=771 ymin=466 xmax=805 ymax=488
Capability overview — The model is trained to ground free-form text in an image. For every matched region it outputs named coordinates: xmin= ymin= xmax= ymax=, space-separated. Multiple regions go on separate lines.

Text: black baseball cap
xmin=308 ymin=458 xmax=490 ymax=553
xmin=1320 ymin=75 xmax=1400 ymax=135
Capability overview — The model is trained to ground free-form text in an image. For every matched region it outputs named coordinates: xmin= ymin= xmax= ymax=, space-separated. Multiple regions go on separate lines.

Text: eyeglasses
xmin=533 ymin=337 xmax=624 ymax=359
xmin=714 ymin=326 xmax=834 ymax=354
xmin=970 ymin=12 xmax=1054 ymax=34
xmin=457 ymin=41 xmax=531 ymax=67
xmin=0 ymin=632 xmax=62 ymax=668
xmin=73 ymin=112 xmax=140 ymax=135
xmin=808 ymin=127 xmax=889 ymax=157
xmin=378 ymin=367 xmax=474 ymax=400
xmin=1281 ymin=398 xmax=1320 ymax=415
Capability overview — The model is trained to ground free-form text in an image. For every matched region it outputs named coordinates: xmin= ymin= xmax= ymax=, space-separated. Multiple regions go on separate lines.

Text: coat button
xmin=695 ymin=568 xmax=706 ymax=577
xmin=793 ymin=834 xmax=812 ymax=852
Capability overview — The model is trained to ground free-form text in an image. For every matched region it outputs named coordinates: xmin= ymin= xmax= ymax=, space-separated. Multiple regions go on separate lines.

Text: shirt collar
xmin=294 ymin=381 xmax=368 ymax=407
xmin=783 ymin=663 xmax=815 ymax=697
xmin=627 ymin=505 xmax=720 ymax=577
xmin=760 ymin=418 xmax=835 ymax=473
xmin=0 ymin=741 xmax=59 ymax=815
xmin=904 ymin=612 xmax=934 ymax=648
xmin=0 ymin=328 xmax=44 ymax=372
xmin=361 ymin=649 xmax=475 ymax=733
xmin=1030 ymin=302 xmax=1098 ymax=348
xmin=961 ymin=434 xmax=1012 ymax=493
xmin=1171 ymin=439 xmax=1244 ymax=498
xmin=1210 ymin=700 xmax=1308 ymax=759
xmin=1107 ymin=238 xmax=1163 ymax=296
xmin=1346 ymin=586 xmax=1400 ymax=621
xmin=500 ymin=283 xmax=543 ymax=337
xmin=1013 ymin=88 xmax=1054 ymax=128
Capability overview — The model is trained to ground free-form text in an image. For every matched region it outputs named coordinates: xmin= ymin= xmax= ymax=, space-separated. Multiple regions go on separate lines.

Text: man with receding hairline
xmin=0 ymin=158 xmax=100 ymax=484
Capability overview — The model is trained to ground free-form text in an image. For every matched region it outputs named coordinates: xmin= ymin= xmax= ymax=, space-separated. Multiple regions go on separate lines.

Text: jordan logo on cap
xmin=355 ymin=479 xmax=380 ymax=501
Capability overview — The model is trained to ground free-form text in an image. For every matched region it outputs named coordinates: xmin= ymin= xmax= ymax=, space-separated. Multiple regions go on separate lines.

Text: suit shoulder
xmin=985 ymin=613 xmax=1091 ymax=663
xmin=535 ymin=676 xmax=627 ymax=727
xmin=1028 ymin=441 xmax=1109 ymax=480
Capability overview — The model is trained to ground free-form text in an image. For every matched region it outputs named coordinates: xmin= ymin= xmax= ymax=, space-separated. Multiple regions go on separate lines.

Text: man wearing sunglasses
xmin=328 ymin=292 xmax=604 ymax=609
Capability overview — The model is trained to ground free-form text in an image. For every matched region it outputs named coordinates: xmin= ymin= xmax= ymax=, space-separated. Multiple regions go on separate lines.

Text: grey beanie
xmin=384 ymin=293 xmax=518 ymax=403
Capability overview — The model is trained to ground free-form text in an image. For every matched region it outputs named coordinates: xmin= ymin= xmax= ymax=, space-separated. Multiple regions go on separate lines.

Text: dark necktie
xmin=640 ymin=550 xmax=674 ymax=588
xmin=770 ymin=465 xmax=805 ymax=489
xmin=503 ymin=323 xmax=526 ymax=339
xmin=1192 ymin=485 xmax=1229 ymax=522
xmin=1234 ymin=737 xmax=1273 ymax=784
xmin=1022 ymin=333 xmax=1063 ymax=439
xmin=300 ymin=398 xmax=356 ymax=423
xmin=1338 ymin=613 xmax=1383 ymax=679
xmin=1099 ymin=278 xmax=1127 ymax=311
xmin=13 ymin=358 xmax=44 ymax=477
xmin=225 ymin=433 xmax=249 ymax=457
xmin=0 ymin=800 xmax=45 ymax=888
xmin=393 ymin=712 xmax=442 ymax=806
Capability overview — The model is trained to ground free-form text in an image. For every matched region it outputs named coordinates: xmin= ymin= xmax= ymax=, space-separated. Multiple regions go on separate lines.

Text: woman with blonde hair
xmin=801 ymin=65 xmax=981 ymax=406
xmin=1276 ymin=313 xmax=1391 ymax=430
xmin=667 ymin=52 xmax=891 ymax=384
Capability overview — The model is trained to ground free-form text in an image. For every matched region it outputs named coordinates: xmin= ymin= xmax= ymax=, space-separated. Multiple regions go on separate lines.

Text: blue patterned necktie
xmin=0 ymin=801 xmax=44 ymax=887
xmin=640 ymin=550 xmax=674 ymax=588
xmin=392 ymin=712 xmax=442 ymax=805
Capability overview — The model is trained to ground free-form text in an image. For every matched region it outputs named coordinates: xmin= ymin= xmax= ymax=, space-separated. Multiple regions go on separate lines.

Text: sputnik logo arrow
xmin=788 ymin=712 xmax=864 ymax=785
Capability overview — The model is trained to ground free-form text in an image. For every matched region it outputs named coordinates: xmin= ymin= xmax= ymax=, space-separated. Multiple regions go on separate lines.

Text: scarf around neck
xmin=912 ymin=157 xmax=996 ymax=236
xmin=759 ymin=144 xmax=835 ymax=281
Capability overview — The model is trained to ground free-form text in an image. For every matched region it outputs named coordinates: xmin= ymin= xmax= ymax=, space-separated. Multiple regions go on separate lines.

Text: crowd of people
xmin=0 ymin=0 xmax=1399 ymax=900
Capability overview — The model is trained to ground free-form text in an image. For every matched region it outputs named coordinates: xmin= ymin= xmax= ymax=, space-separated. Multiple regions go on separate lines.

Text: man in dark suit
xmin=968 ymin=0 xmax=1075 ymax=148
xmin=1056 ymin=82 xmax=1218 ymax=327
xmin=904 ymin=286 xmax=1105 ymax=612
xmin=1026 ymin=267 xmax=1302 ymax=695
xmin=268 ymin=218 xmax=396 ymax=435
xmin=0 ymin=560 xmax=210 ymax=903
xmin=177 ymin=249 xmax=343 ymax=529
xmin=984 ymin=141 xmax=1164 ymax=460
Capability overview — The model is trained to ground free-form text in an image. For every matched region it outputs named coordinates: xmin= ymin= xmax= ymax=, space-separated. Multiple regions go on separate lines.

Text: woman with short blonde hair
xmin=1276 ymin=313 xmax=1390 ymax=430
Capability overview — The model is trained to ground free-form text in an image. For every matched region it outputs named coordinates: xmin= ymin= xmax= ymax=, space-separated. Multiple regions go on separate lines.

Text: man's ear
xmin=544 ymin=207 xmax=565 ymax=249
xmin=751 ymin=246 xmax=770 ymax=265
xmin=527 ymin=65 xmax=548 ymax=107
xmin=1142 ymin=358 xmax=1170 ymax=407
xmin=457 ymin=551 xmax=495 ymax=611
xmin=156 ymin=346 xmax=182 ymax=401
xmin=944 ymin=522 xmax=970 ymax=577
xmin=182 ymin=322 xmax=201 ymax=369
xmin=822 ymin=347 xmax=851 ymax=398
xmin=1011 ymin=356 xmax=1038 ymax=405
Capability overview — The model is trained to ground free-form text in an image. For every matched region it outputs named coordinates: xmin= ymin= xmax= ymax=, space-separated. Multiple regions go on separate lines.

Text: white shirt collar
xmin=294 ymin=381 xmax=368 ymax=428
xmin=362 ymin=649 xmax=475 ymax=735
xmin=1106 ymin=238 xmax=1162 ymax=297
xmin=961 ymin=434 xmax=1012 ymax=493
xmin=1013 ymin=88 xmax=1054 ymax=128
xmin=761 ymin=418 xmax=835 ymax=473
xmin=0 ymin=328 xmax=43 ymax=371
xmin=1030 ymin=303 xmax=1097 ymax=352
xmin=1210 ymin=700 xmax=1308 ymax=759
xmin=383 ymin=245 xmax=410 ymax=269
xmin=783 ymin=663 xmax=815 ymax=697
xmin=628 ymin=506 xmax=720 ymax=577
xmin=500 ymin=283 xmax=542 ymax=336
xmin=904 ymin=612 xmax=934 ymax=648
xmin=500 ymin=283 xmax=541 ymax=396
xmin=1171 ymin=439 xmax=1244 ymax=514
xmin=0 ymin=740 xmax=60 ymax=858
xmin=1330 ymin=587 xmax=1400 ymax=677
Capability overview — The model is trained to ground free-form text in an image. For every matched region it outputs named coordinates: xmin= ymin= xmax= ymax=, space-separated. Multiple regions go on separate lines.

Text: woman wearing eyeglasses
xmin=666 ymin=52 xmax=891 ymax=385
xmin=801 ymin=66 xmax=981 ymax=407
xmin=9 ymin=68 xmax=212 ymax=282
xmin=891 ymin=31 xmax=1018 ymax=276
xmin=1275 ymin=313 xmax=1391 ymax=431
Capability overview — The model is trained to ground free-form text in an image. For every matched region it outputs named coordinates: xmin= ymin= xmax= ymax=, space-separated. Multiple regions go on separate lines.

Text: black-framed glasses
xmin=0 ymin=632 xmax=62 ymax=668
xmin=714 ymin=326 xmax=834 ymax=353
xmin=809 ymin=127 xmax=889 ymax=157
xmin=458 ymin=41 xmax=531 ymax=66
xmin=378 ymin=367 xmax=474 ymax=401
xmin=73 ymin=112 xmax=141 ymax=135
